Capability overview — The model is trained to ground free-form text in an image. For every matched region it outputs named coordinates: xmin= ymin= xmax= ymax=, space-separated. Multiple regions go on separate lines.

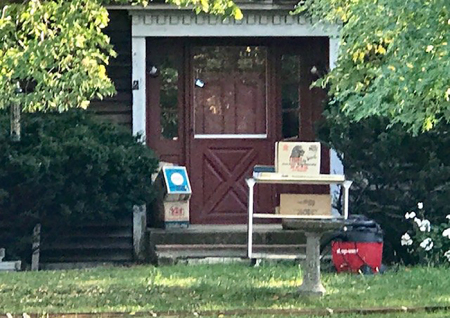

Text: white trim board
xmin=131 ymin=36 xmax=146 ymax=142
xmin=130 ymin=11 xmax=340 ymax=37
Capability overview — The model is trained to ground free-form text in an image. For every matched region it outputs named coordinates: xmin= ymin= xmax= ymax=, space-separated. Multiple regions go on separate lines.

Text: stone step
xmin=156 ymin=243 xmax=306 ymax=256
xmin=154 ymin=243 xmax=332 ymax=265
xmin=148 ymin=225 xmax=337 ymax=265
xmin=155 ymin=243 xmax=305 ymax=265
xmin=0 ymin=261 xmax=21 ymax=272
xmin=148 ymin=224 xmax=307 ymax=246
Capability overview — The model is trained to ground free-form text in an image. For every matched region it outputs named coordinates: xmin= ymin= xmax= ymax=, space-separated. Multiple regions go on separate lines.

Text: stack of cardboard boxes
xmin=275 ymin=142 xmax=333 ymax=218
xmin=154 ymin=165 xmax=191 ymax=228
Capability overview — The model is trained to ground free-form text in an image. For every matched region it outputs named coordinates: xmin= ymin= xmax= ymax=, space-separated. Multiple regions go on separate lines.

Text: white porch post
xmin=132 ymin=35 xmax=146 ymax=143
xmin=329 ymin=37 xmax=340 ymax=70
xmin=131 ymin=34 xmax=147 ymax=261
xmin=328 ymin=37 xmax=345 ymax=215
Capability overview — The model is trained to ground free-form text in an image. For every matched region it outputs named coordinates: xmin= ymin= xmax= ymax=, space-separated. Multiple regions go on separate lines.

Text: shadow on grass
xmin=0 ymin=264 xmax=450 ymax=314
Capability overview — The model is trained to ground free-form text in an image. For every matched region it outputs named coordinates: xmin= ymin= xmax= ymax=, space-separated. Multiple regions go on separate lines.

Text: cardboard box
xmin=162 ymin=166 xmax=192 ymax=202
xmin=275 ymin=142 xmax=321 ymax=176
xmin=151 ymin=164 xmax=191 ymax=229
xmin=163 ymin=201 xmax=189 ymax=228
xmin=280 ymin=194 xmax=332 ymax=218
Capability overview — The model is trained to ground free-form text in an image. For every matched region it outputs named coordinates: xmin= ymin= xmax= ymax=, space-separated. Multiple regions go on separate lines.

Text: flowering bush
xmin=401 ymin=203 xmax=450 ymax=265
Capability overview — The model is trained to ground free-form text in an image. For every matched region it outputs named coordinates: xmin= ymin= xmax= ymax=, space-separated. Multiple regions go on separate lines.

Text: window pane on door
xmin=160 ymin=60 xmax=179 ymax=140
xmin=148 ymin=41 xmax=180 ymax=141
xmin=192 ymin=46 xmax=267 ymax=136
xmin=281 ymin=54 xmax=300 ymax=139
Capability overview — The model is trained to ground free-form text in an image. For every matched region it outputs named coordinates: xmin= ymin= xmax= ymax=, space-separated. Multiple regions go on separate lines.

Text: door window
xmin=280 ymin=54 xmax=301 ymax=139
xmin=159 ymin=59 xmax=179 ymax=140
xmin=148 ymin=42 xmax=181 ymax=140
xmin=192 ymin=46 xmax=268 ymax=138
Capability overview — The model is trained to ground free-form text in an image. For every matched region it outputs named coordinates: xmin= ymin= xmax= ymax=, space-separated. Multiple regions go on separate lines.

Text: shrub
xmin=317 ymin=111 xmax=450 ymax=264
xmin=0 ymin=110 xmax=159 ymax=261
xmin=401 ymin=203 xmax=450 ymax=265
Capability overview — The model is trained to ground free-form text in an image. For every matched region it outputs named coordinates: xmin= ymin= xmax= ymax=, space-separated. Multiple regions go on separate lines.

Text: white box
xmin=275 ymin=142 xmax=321 ymax=176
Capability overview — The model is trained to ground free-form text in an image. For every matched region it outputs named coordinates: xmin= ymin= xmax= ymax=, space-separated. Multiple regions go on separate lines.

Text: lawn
xmin=0 ymin=263 xmax=449 ymax=316
xmin=254 ymin=313 xmax=450 ymax=318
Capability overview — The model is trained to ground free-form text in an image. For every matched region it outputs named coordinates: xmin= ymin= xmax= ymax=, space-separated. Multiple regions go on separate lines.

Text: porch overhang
xmin=124 ymin=6 xmax=340 ymax=137
xmin=127 ymin=9 xmax=339 ymax=38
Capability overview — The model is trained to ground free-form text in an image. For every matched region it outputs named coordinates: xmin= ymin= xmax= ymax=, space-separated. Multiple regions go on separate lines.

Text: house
xmin=93 ymin=1 xmax=343 ymax=227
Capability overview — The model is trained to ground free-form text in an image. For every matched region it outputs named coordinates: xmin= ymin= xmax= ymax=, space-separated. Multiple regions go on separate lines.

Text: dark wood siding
xmin=90 ymin=10 xmax=132 ymax=130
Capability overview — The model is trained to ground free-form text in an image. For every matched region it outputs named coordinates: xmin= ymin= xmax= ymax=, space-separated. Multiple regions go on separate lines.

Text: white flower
xmin=405 ymin=211 xmax=416 ymax=219
xmin=401 ymin=233 xmax=413 ymax=246
xmin=417 ymin=202 xmax=424 ymax=209
xmin=442 ymin=228 xmax=450 ymax=239
xmin=419 ymin=219 xmax=431 ymax=232
xmin=444 ymin=250 xmax=450 ymax=261
xmin=419 ymin=238 xmax=433 ymax=251
xmin=446 ymin=215 xmax=450 ymax=220
xmin=414 ymin=218 xmax=422 ymax=227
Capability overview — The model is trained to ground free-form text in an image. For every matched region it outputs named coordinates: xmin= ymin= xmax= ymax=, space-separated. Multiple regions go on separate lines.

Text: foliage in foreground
xmin=0 ymin=110 xmax=159 ymax=261
xmin=0 ymin=264 xmax=449 ymax=314
xmin=318 ymin=116 xmax=450 ymax=264
xmin=0 ymin=0 xmax=241 ymax=114
xmin=298 ymin=0 xmax=450 ymax=133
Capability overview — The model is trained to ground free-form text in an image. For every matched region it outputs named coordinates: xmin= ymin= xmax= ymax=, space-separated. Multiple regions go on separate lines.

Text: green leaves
xmin=0 ymin=0 xmax=242 ymax=114
xmin=301 ymin=0 xmax=450 ymax=134
xmin=0 ymin=0 xmax=116 ymax=113
xmin=0 ymin=110 xmax=159 ymax=260
xmin=164 ymin=0 xmax=242 ymax=18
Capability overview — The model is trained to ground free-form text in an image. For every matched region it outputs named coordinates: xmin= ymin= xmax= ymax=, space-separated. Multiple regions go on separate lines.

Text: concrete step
xmin=155 ymin=243 xmax=306 ymax=261
xmin=156 ymin=243 xmax=306 ymax=256
xmin=0 ymin=261 xmax=21 ymax=272
xmin=154 ymin=243 xmax=332 ymax=265
xmin=148 ymin=225 xmax=319 ymax=265
xmin=149 ymin=224 xmax=307 ymax=246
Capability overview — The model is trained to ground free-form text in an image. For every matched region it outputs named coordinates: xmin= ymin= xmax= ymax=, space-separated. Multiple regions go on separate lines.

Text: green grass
xmin=250 ymin=313 xmax=450 ymax=318
xmin=0 ymin=264 xmax=449 ymax=315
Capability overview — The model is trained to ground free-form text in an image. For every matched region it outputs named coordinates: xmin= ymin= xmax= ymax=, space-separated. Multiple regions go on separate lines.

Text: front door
xmin=188 ymin=45 xmax=276 ymax=224
xmin=146 ymin=38 xmax=330 ymax=225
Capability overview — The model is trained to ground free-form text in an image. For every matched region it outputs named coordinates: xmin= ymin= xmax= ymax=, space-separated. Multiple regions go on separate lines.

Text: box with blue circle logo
xmin=159 ymin=166 xmax=191 ymax=228
xmin=162 ymin=166 xmax=192 ymax=201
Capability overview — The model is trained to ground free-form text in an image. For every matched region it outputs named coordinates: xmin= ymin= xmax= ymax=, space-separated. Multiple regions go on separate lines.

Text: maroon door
xmin=188 ymin=46 xmax=276 ymax=224
xmin=146 ymin=38 xmax=330 ymax=225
